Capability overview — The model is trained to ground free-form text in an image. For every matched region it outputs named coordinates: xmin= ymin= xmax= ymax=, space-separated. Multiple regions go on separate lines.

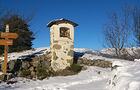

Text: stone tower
xmin=47 ymin=18 xmax=78 ymax=71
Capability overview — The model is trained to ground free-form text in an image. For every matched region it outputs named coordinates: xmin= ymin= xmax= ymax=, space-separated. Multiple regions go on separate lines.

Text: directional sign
xmin=0 ymin=25 xmax=19 ymax=75
xmin=0 ymin=39 xmax=13 ymax=45
xmin=0 ymin=32 xmax=18 ymax=39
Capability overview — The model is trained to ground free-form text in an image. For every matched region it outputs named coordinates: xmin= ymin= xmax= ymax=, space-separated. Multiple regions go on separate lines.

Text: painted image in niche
xmin=60 ymin=27 xmax=70 ymax=39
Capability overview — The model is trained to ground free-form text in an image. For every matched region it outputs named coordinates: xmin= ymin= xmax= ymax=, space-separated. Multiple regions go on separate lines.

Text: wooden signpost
xmin=0 ymin=25 xmax=18 ymax=74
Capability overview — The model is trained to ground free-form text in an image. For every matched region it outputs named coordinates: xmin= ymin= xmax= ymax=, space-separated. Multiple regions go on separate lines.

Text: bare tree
xmin=104 ymin=10 xmax=130 ymax=57
xmin=131 ymin=6 xmax=140 ymax=47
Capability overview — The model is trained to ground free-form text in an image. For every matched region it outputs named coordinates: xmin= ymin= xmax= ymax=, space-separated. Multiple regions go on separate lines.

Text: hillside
xmin=0 ymin=47 xmax=140 ymax=90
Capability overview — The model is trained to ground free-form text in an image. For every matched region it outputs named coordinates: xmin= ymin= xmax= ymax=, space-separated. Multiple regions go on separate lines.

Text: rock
xmin=44 ymin=53 xmax=51 ymax=61
xmin=5 ymin=52 xmax=67 ymax=80
xmin=78 ymin=58 xmax=112 ymax=68
xmin=22 ymin=61 xmax=30 ymax=70
xmin=32 ymin=55 xmax=51 ymax=68
xmin=31 ymin=71 xmax=36 ymax=78
xmin=53 ymin=44 xmax=62 ymax=50
xmin=6 ymin=73 xmax=13 ymax=80
xmin=19 ymin=69 xmax=31 ymax=78
xmin=0 ymin=73 xmax=5 ymax=81
xmin=0 ymin=73 xmax=13 ymax=82
xmin=7 ymin=80 xmax=17 ymax=84
xmin=32 ymin=59 xmax=39 ymax=67
xmin=53 ymin=52 xmax=58 ymax=60
xmin=8 ymin=60 xmax=16 ymax=72
xmin=29 ymin=67 xmax=34 ymax=72
xmin=68 ymin=50 xmax=74 ymax=57
xmin=51 ymin=59 xmax=70 ymax=71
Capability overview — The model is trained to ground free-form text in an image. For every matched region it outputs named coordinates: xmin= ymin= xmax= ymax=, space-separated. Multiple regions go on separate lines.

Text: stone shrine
xmin=47 ymin=18 xmax=78 ymax=71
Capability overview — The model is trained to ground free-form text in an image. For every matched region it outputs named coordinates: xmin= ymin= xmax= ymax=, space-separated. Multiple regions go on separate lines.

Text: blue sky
xmin=0 ymin=0 xmax=140 ymax=50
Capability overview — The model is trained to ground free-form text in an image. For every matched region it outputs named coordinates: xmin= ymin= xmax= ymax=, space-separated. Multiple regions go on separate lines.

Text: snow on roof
xmin=47 ymin=18 xmax=78 ymax=27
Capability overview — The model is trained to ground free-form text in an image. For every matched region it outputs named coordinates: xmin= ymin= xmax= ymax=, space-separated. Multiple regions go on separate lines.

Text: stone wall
xmin=50 ymin=23 xmax=74 ymax=71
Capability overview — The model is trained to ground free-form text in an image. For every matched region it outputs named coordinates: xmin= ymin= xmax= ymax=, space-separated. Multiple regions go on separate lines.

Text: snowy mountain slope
xmin=100 ymin=47 xmax=140 ymax=56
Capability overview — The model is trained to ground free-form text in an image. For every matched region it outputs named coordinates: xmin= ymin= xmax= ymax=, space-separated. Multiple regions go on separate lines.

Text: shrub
xmin=53 ymin=64 xmax=83 ymax=76
xmin=70 ymin=64 xmax=83 ymax=73
xmin=36 ymin=60 xmax=52 ymax=80
xmin=20 ymin=69 xmax=31 ymax=78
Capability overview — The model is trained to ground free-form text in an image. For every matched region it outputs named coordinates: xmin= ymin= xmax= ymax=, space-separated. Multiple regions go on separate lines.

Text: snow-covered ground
xmin=82 ymin=51 xmax=140 ymax=90
xmin=109 ymin=60 xmax=140 ymax=90
xmin=0 ymin=67 xmax=111 ymax=90
xmin=0 ymin=47 xmax=49 ymax=61
xmin=0 ymin=47 xmax=140 ymax=90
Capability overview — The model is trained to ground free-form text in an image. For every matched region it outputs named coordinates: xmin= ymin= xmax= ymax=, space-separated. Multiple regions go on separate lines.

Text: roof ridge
xmin=47 ymin=18 xmax=78 ymax=27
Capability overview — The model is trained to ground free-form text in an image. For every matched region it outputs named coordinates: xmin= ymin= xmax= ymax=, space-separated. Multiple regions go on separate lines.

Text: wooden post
xmin=3 ymin=24 xmax=9 ymax=74
xmin=0 ymin=25 xmax=18 ymax=76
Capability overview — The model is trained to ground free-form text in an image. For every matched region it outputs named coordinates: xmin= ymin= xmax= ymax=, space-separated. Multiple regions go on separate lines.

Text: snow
xmin=82 ymin=54 xmax=106 ymax=60
xmin=100 ymin=48 xmax=116 ymax=55
xmin=101 ymin=47 xmax=140 ymax=56
xmin=109 ymin=60 xmax=140 ymax=90
xmin=0 ymin=47 xmax=49 ymax=61
xmin=74 ymin=48 xmax=93 ymax=53
xmin=82 ymin=51 xmax=140 ymax=90
xmin=0 ymin=47 xmax=140 ymax=90
xmin=0 ymin=47 xmax=91 ymax=61
xmin=0 ymin=67 xmax=111 ymax=90
xmin=134 ymin=59 xmax=140 ymax=62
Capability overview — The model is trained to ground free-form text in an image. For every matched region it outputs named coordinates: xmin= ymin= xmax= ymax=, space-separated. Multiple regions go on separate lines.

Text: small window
xmin=60 ymin=27 xmax=70 ymax=38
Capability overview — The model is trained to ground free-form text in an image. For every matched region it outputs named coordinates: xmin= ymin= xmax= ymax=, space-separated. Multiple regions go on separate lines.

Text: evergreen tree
xmin=0 ymin=15 xmax=35 ymax=54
